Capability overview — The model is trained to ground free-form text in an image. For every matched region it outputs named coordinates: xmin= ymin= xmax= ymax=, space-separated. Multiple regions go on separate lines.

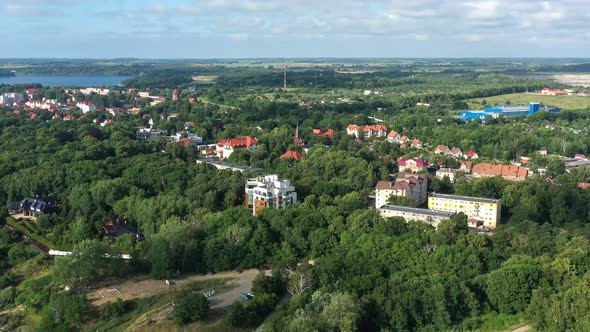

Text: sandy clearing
xmin=88 ymin=269 xmax=260 ymax=309
xmin=511 ymin=324 xmax=532 ymax=332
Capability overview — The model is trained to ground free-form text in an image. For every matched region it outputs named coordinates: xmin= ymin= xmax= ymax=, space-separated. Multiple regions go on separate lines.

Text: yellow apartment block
xmin=428 ymin=193 xmax=501 ymax=228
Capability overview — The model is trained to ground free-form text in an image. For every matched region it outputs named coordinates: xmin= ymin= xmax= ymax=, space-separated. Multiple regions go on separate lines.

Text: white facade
xmin=436 ymin=168 xmax=461 ymax=183
xmin=379 ymin=205 xmax=455 ymax=228
xmin=245 ymin=175 xmax=297 ymax=216
xmin=77 ymin=101 xmax=96 ymax=113
xmin=80 ymin=87 xmax=110 ymax=96
xmin=0 ymin=93 xmax=23 ymax=105
xmin=173 ymin=132 xmax=203 ymax=145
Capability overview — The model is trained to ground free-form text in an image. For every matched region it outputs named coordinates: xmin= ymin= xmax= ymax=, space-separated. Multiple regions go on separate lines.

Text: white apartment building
xmin=76 ymin=101 xmax=96 ymax=113
xmin=80 ymin=87 xmax=110 ymax=96
xmin=0 ymin=93 xmax=23 ymax=105
xmin=379 ymin=205 xmax=455 ymax=228
xmin=245 ymin=175 xmax=297 ymax=216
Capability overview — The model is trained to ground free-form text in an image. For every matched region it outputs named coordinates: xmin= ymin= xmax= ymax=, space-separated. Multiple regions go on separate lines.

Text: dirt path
xmin=88 ymin=269 xmax=259 ymax=309
xmin=512 ymin=324 xmax=532 ymax=332
xmin=0 ymin=305 xmax=24 ymax=317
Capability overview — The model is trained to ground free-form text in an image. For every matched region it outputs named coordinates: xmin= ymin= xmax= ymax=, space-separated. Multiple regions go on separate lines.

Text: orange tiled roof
xmin=473 ymin=164 xmax=528 ymax=179
xmin=280 ymin=151 xmax=302 ymax=161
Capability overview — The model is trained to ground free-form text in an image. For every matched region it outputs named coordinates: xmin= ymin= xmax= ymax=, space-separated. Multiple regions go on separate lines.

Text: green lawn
xmin=467 ymin=93 xmax=590 ymax=110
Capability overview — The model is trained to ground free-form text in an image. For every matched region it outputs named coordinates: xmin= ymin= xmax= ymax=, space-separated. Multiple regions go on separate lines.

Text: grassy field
xmin=467 ymin=93 xmax=590 ymax=110
xmin=192 ymin=75 xmax=217 ymax=84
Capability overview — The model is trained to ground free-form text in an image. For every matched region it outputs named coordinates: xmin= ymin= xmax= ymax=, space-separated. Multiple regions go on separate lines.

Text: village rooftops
xmin=429 ymin=193 xmax=500 ymax=204
xmin=380 ymin=205 xmax=456 ymax=219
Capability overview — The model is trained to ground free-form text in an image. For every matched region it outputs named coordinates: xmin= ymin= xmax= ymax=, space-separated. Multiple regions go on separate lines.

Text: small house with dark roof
xmin=102 ymin=218 xmax=144 ymax=242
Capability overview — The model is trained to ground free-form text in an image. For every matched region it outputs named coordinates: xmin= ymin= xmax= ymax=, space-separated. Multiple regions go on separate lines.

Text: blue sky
xmin=1 ymin=0 xmax=589 ymax=58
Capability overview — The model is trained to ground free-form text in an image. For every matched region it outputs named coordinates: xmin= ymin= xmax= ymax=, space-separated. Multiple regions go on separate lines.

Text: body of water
xmin=0 ymin=75 xmax=133 ymax=87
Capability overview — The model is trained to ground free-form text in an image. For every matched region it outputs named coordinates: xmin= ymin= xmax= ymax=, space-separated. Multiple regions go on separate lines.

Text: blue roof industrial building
xmin=458 ymin=102 xmax=560 ymax=122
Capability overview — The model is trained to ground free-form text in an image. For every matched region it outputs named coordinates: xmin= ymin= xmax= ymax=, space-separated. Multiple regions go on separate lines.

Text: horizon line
xmin=1 ymin=57 xmax=590 ymax=61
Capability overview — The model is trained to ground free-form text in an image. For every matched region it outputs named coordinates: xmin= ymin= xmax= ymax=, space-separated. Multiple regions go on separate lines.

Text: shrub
xmin=173 ymin=291 xmax=209 ymax=325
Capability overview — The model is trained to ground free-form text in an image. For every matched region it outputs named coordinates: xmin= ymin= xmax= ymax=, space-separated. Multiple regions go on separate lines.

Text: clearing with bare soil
xmin=88 ymin=269 xmax=259 ymax=310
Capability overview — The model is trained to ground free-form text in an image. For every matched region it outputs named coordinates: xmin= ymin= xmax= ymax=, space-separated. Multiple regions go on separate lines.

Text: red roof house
xmin=472 ymin=164 xmax=528 ymax=182
xmin=216 ymin=136 xmax=259 ymax=159
xmin=280 ymin=151 xmax=302 ymax=161
xmin=397 ymin=157 xmax=428 ymax=173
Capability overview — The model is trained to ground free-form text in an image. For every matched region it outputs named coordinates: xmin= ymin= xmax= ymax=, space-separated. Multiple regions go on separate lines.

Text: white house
xmin=76 ymin=101 xmax=96 ymax=113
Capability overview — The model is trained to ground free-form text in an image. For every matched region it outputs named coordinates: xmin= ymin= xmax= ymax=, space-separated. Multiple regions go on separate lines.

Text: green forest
xmin=1 ymin=59 xmax=590 ymax=331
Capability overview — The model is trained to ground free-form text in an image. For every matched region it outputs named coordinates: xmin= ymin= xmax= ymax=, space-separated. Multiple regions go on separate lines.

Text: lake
xmin=0 ymin=75 xmax=133 ymax=87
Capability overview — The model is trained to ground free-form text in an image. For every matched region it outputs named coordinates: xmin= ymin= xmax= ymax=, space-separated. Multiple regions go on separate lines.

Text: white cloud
xmin=464 ymin=1 xmax=499 ymax=19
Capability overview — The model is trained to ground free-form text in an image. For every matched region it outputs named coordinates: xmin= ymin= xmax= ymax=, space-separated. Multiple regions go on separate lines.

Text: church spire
xmin=292 ymin=123 xmax=304 ymax=146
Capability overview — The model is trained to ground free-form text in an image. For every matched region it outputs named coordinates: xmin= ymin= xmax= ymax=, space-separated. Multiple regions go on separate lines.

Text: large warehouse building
xmin=458 ymin=102 xmax=560 ymax=122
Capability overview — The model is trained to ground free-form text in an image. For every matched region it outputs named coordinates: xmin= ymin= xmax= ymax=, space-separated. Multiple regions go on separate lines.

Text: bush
xmin=224 ymin=302 xmax=247 ymax=327
xmin=173 ymin=291 xmax=209 ymax=325
xmin=100 ymin=299 xmax=133 ymax=320
xmin=0 ymin=273 xmax=18 ymax=289
xmin=16 ymin=274 xmax=53 ymax=309
xmin=0 ymin=287 xmax=17 ymax=310
xmin=8 ymin=243 xmax=38 ymax=265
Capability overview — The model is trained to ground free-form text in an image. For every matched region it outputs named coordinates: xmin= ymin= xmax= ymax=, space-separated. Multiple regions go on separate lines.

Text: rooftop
xmin=196 ymin=159 xmax=264 ymax=173
xmin=429 ymin=193 xmax=500 ymax=204
xmin=380 ymin=205 xmax=456 ymax=218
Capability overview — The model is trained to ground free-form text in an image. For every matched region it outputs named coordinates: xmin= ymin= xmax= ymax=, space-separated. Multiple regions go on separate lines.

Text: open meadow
xmin=467 ymin=93 xmax=590 ymax=110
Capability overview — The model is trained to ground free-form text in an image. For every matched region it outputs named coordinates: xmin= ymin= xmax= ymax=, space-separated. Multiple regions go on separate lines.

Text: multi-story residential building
xmin=136 ymin=128 xmax=168 ymax=141
xmin=363 ymin=125 xmax=388 ymax=139
xmin=398 ymin=157 xmax=428 ymax=173
xmin=26 ymin=99 xmax=57 ymax=110
xmin=428 ymin=193 xmax=501 ymax=228
xmin=79 ymin=87 xmax=111 ymax=96
xmin=375 ymin=173 xmax=428 ymax=208
xmin=216 ymin=136 xmax=259 ymax=160
xmin=0 ymin=93 xmax=23 ymax=105
xmin=245 ymin=175 xmax=297 ymax=216
xmin=472 ymin=164 xmax=528 ymax=182
xmin=378 ymin=205 xmax=455 ymax=228
xmin=76 ymin=101 xmax=96 ymax=113
xmin=173 ymin=132 xmax=203 ymax=145
xmin=387 ymin=131 xmax=400 ymax=143
xmin=436 ymin=168 xmax=462 ymax=183
xmin=346 ymin=125 xmax=362 ymax=138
